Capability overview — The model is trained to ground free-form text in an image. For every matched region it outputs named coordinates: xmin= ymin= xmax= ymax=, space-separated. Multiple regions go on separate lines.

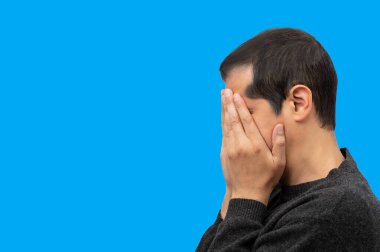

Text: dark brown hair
xmin=219 ymin=28 xmax=338 ymax=130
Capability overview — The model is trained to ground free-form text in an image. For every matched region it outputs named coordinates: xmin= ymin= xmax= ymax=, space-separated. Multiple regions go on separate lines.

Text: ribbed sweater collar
xmin=278 ymin=147 xmax=357 ymax=202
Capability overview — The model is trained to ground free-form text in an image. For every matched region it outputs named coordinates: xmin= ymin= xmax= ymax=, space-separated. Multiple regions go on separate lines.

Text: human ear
xmin=287 ymin=84 xmax=313 ymax=123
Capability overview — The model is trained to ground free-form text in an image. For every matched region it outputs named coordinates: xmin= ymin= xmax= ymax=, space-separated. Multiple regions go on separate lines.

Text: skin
xmin=221 ymin=87 xmax=286 ymax=203
xmin=219 ymin=64 xmax=345 ymax=219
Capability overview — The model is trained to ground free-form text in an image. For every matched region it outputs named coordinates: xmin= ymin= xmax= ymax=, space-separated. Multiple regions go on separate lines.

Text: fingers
xmin=221 ymin=89 xmax=228 ymax=137
xmin=224 ymin=89 xmax=246 ymax=142
xmin=222 ymin=89 xmax=237 ymax=149
xmin=271 ymin=124 xmax=286 ymax=169
xmin=223 ymin=92 xmax=235 ymax=147
xmin=232 ymin=92 xmax=266 ymax=145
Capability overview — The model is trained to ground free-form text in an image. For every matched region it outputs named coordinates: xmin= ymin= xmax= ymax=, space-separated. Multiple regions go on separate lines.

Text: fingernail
xmin=225 ymin=89 xmax=231 ymax=96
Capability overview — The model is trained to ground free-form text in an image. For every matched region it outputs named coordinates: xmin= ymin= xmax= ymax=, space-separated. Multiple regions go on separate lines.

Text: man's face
xmin=224 ymin=65 xmax=284 ymax=151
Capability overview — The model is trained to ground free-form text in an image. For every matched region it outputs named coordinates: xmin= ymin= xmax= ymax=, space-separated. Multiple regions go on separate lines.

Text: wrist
xmin=226 ymin=186 xmax=232 ymax=196
xmin=221 ymin=188 xmax=231 ymax=219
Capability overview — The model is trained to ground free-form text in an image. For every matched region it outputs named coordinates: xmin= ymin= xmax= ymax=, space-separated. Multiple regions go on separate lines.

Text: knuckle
xmin=235 ymin=146 xmax=245 ymax=156
xmin=277 ymin=138 xmax=286 ymax=146
xmin=241 ymin=116 xmax=252 ymax=125
xmin=273 ymin=156 xmax=286 ymax=169
xmin=227 ymin=149 xmax=236 ymax=159
xmin=253 ymin=147 xmax=262 ymax=155
xmin=230 ymin=116 xmax=240 ymax=126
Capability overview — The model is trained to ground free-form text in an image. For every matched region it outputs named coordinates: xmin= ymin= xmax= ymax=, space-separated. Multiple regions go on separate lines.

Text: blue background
xmin=1 ymin=1 xmax=379 ymax=251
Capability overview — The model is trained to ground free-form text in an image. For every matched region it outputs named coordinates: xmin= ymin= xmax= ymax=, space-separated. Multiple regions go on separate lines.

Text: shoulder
xmin=314 ymin=185 xmax=380 ymax=251
xmin=331 ymin=186 xmax=380 ymax=251
xmin=280 ymin=185 xmax=380 ymax=251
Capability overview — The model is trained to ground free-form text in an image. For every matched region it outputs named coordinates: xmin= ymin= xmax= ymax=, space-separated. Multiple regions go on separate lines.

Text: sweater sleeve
xmin=207 ymin=198 xmax=267 ymax=252
xmin=195 ymin=209 xmax=223 ymax=252
xmin=205 ymin=198 xmax=347 ymax=252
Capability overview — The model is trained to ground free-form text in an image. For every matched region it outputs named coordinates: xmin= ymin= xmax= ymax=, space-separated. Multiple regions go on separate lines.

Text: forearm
xmin=207 ymin=198 xmax=267 ymax=252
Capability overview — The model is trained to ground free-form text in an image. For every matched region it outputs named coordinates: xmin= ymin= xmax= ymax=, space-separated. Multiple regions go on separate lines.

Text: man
xmin=196 ymin=28 xmax=380 ymax=251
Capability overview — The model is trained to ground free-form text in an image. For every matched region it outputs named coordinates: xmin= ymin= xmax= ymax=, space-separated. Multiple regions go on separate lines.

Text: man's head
xmin=220 ymin=28 xmax=338 ymax=151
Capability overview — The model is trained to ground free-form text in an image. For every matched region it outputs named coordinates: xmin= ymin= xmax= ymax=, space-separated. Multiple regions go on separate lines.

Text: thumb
xmin=271 ymin=124 xmax=286 ymax=169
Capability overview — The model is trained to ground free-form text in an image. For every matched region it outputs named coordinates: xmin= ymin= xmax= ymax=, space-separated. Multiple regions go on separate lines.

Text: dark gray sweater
xmin=196 ymin=147 xmax=380 ymax=251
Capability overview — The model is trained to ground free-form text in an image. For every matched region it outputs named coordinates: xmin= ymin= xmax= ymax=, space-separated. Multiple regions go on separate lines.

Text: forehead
xmin=224 ymin=64 xmax=253 ymax=96
xmin=223 ymin=65 xmax=271 ymax=112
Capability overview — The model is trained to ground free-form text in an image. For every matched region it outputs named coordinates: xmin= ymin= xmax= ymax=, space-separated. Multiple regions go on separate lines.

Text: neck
xmin=280 ymin=127 xmax=345 ymax=186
